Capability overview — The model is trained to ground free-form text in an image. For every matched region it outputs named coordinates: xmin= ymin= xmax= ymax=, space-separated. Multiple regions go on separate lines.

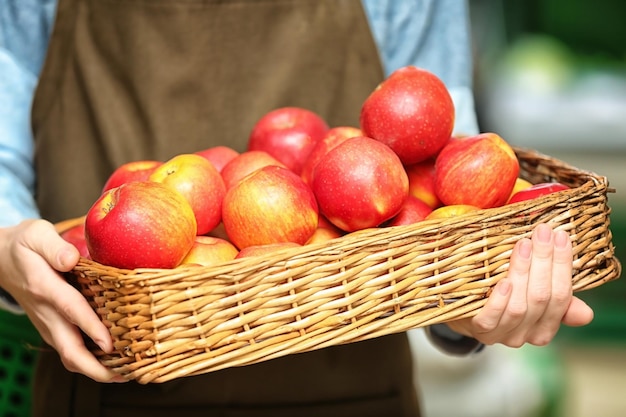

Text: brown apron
xmin=31 ymin=0 xmax=421 ymax=415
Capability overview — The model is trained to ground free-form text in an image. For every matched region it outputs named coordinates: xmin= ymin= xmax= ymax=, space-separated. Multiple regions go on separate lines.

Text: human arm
xmin=0 ymin=0 xmax=122 ymax=382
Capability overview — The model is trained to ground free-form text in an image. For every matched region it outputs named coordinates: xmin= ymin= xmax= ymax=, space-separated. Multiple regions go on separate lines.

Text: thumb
xmin=23 ymin=219 xmax=80 ymax=272
xmin=562 ymin=296 xmax=594 ymax=327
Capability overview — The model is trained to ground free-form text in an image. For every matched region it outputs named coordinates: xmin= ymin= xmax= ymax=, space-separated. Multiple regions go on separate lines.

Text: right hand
xmin=0 ymin=219 xmax=126 ymax=382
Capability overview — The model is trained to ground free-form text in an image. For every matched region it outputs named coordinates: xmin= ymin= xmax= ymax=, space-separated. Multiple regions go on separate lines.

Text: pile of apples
xmin=61 ymin=66 xmax=569 ymax=270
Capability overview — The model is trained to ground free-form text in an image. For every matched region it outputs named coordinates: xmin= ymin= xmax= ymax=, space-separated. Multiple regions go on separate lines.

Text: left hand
xmin=447 ymin=223 xmax=594 ymax=348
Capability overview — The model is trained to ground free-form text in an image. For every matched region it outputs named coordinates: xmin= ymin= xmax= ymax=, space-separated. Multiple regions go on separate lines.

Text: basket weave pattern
xmin=61 ymin=147 xmax=621 ymax=383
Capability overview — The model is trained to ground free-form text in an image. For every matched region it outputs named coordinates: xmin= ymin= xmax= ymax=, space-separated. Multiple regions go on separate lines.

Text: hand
xmin=0 ymin=219 xmax=125 ymax=382
xmin=447 ymin=223 xmax=594 ymax=348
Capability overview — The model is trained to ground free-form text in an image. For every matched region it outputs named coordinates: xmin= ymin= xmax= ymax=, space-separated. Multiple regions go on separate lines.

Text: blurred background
xmin=1 ymin=1 xmax=624 ymax=416
xmin=414 ymin=1 xmax=625 ymax=416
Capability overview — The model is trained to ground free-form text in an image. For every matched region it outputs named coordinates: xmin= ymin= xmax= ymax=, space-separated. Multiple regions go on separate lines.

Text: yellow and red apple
xmin=222 ymin=165 xmax=319 ymax=249
xmin=84 ymin=181 xmax=197 ymax=269
xmin=311 ymin=136 xmax=409 ymax=232
xmin=508 ymin=182 xmax=570 ymax=204
xmin=425 ymin=204 xmax=480 ymax=220
xmin=300 ymin=126 xmax=362 ymax=185
xmin=248 ymin=106 xmax=329 ymax=175
xmin=149 ymin=153 xmax=226 ymax=236
xmin=434 ymin=133 xmax=519 ymax=209
xmin=384 ymin=195 xmax=433 ymax=227
xmin=305 ymin=227 xmax=343 ymax=245
xmin=180 ymin=235 xmax=239 ymax=266
xmin=102 ymin=160 xmax=162 ymax=193
xmin=360 ymin=66 xmax=455 ymax=165
xmin=405 ymin=158 xmax=442 ymax=209
xmin=195 ymin=145 xmax=240 ymax=173
xmin=235 ymin=242 xmax=302 ymax=259
xmin=220 ymin=150 xmax=286 ymax=190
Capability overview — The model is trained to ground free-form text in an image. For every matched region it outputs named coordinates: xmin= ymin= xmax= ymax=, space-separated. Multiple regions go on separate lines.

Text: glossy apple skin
xmin=405 ymin=158 xmax=442 ymax=209
xmin=425 ymin=204 xmax=480 ymax=220
xmin=102 ymin=160 xmax=162 ymax=193
xmin=85 ymin=181 xmax=197 ymax=269
xmin=195 ymin=146 xmax=240 ymax=173
xmin=507 ymin=178 xmax=533 ymax=202
xmin=60 ymin=222 xmax=91 ymax=259
xmin=220 ymin=150 xmax=286 ymax=190
xmin=180 ymin=236 xmax=239 ymax=266
xmin=384 ymin=195 xmax=433 ymax=227
xmin=360 ymin=66 xmax=455 ymax=165
xmin=300 ymin=126 xmax=362 ymax=186
xmin=508 ymin=182 xmax=570 ymax=204
xmin=434 ymin=133 xmax=520 ymax=209
xmin=311 ymin=136 xmax=409 ymax=232
xmin=222 ymin=165 xmax=319 ymax=250
xmin=149 ymin=153 xmax=226 ymax=236
xmin=248 ymin=107 xmax=330 ymax=175
xmin=305 ymin=227 xmax=343 ymax=245
xmin=235 ymin=242 xmax=302 ymax=259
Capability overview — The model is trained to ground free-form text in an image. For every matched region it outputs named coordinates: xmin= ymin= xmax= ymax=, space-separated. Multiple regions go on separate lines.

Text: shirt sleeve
xmin=362 ymin=0 xmax=479 ymax=136
xmin=0 ymin=0 xmax=57 ymax=313
xmin=0 ymin=0 xmax=58 ymax=227
xmin=0 ymin=49 xmax=40 ymax=227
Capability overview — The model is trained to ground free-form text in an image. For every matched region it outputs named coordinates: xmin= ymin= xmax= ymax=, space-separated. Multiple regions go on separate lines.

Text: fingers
xmin=524 ymin=228 xmax=574 ymax=345
xmin=464 ymin=223 xmax=586 ymax=348
xmin=468 ymin=237 xmax=533 ymax=345
xmin=30 ymin=304 xmax=124 ymax=383
xmin=43 ymin=275 xmax=114 ymax=353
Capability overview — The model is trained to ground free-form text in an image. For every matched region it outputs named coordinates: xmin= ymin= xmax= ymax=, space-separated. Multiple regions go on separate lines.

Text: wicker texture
xmin=59 ymin=147 xmax=622 ymax=383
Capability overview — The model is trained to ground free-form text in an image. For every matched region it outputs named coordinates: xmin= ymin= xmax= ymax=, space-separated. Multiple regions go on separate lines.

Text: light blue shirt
xmin=0 ymin=0 xmax=478 ymax=228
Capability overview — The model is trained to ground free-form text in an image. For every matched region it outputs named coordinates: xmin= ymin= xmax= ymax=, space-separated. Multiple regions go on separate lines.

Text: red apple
xmin=222 ymin=165 xmax=319 ymax=249
xmin=508 ymin=182 xmax=570 ymax=204
xmin=235 ymin=242 xmax=302 ymax=259
xmin=149 ymin=153 xmax=226 ymax=235
xmin=85 ymin=181 xmax=197 ymax=269
xmin=60 ymin=222 xmax=91 ymax=259
xmin=102 ymin=160 xmax=162 ymax=193
xmin=300 ymin=126 xmax=362 ymax=185
xmin=435 ymin=133 xmax=520 ymax=209
xmin=195 ymin=145 xmax=240 ymax=173
xmin=360 ymin=66 xmax=455 ymax=165
xmin=220 ymin=150 xmax=286 ymax=190
xmin=425 ymin=204 xmax=480 ymax=220
xmin=248 ymin=107 xmax=329 ymax=174
xmin=311 ymin=136 xmax=409 ymax=232
xmin=180 ymin=236 xmax=239 ymax=266
xmin=384 ymin=195 xmax=433 ymax=227
xmin=405 ymin=158 xmax=442 ymax=209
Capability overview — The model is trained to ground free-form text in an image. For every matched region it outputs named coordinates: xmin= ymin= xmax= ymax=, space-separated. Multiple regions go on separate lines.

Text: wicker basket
xmin=57 ymin=147 xmax=622 ymax=384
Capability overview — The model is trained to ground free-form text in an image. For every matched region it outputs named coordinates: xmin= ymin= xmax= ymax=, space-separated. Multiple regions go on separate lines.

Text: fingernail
xmin=95 ymin=340 xmax=109 ymax=353
xmin=498 ymin=279 xmax=511 ymax=295
xmin=555 ymin=230 xmax=570 ymax=249
xmin=518 ymin=239 xmax=532 ymax=259
xmin=536 ymin=224 xmax=552 ymax=243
